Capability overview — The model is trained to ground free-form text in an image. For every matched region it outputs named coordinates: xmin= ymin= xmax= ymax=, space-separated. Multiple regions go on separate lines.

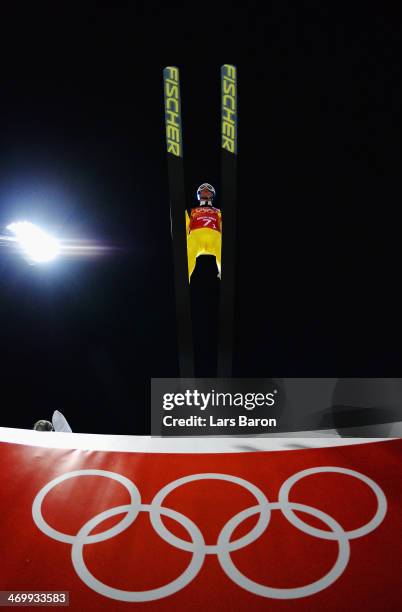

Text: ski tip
xmin=163 ymin=66 xmax=180 ymax=79
xmin=221 ymin=64 xmax=237 ymax=74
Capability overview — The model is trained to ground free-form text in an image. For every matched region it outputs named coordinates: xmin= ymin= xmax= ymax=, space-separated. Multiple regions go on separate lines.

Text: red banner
xmin=1 ymin=437 xmax=401 ymax=610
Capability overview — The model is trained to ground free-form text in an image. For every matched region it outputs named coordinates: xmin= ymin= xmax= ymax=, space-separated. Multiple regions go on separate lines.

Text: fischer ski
xmin=163 ymin=66 xmax=194 ymax=378
xmin=218 ymin=64 xmax=238 ymax=377
xmin=163 ymin=64 xmax=237 ymax=379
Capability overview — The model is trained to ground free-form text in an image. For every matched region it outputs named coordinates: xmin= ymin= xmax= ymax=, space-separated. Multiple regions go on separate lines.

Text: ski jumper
xmin=186 ymin=206 xmax=222 ymax=280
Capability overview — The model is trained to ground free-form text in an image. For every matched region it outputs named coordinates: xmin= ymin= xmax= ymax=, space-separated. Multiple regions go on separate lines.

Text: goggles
xmin=198 ymin=183 xmax=215 ymax=193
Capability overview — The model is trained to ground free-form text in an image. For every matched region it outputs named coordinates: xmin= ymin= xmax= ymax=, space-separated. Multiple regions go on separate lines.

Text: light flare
xmin=6 ymin=221 xmax=60 ymax=263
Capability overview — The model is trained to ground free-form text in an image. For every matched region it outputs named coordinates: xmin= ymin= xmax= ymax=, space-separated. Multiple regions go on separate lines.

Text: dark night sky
xmin=1 ymin=3 xmax=402 ymax=433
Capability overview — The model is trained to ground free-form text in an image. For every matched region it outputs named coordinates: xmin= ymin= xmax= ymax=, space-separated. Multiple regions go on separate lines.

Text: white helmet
xmin=196 ymin=183 xmax=216 ymax=205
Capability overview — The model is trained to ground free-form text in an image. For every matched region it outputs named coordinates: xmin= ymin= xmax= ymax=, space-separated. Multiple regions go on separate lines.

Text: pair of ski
xmin=163 ymin=65 xmax=237 ymax=378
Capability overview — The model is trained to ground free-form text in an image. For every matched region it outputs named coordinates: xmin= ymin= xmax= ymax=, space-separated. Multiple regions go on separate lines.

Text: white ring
xmin=278 ymin=467 xmax=387 ymax=540
xmin=32 ymin=467 xmax=387 ymax=602
xmin=32 ymin=469 xmax=141 ymax=544
xmin=71 ymin=503 xmax=205 ymax=602
xmin=218 ymin=501 xmax=350 ymax=599
xmin=150 ymin=472 xmax=271 ymax=553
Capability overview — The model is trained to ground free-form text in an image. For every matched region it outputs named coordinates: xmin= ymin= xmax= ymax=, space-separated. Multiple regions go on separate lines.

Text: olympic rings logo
xmin=32 ymin=467 xmax=387 ymax=602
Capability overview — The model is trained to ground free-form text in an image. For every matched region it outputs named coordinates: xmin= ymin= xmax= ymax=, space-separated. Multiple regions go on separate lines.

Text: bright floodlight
xmin=7 ymin=221 xmax=60 ymax=263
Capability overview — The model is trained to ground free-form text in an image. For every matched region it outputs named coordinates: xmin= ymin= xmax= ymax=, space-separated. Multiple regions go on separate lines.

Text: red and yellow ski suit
xmin=186 ymin=206 xmax=222 ymax=281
